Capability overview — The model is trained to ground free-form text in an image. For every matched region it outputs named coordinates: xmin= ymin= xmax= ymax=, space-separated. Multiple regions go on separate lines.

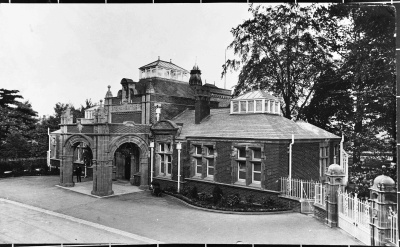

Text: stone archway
xmin=109 ymin=134 xmax=149 ymax=189
xmin=60 ymin=134 xmax=94 ymax=187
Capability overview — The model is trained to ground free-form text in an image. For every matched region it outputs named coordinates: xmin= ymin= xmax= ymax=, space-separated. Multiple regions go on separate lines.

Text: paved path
xmin=0 ymin=176 xmax=364 ymax=245
xmin=0 ymin=199 xmax=158 ymax=244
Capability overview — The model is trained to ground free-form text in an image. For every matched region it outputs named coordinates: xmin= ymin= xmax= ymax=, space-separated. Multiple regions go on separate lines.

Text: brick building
xmin=50 ymin=58 xmax=340 ymax=198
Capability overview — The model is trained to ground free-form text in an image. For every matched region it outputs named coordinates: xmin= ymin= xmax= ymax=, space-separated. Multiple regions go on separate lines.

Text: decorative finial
xmin=108 ymin=85 xmax=111 ymax=89
xmin=170 ymin=59 xmax=172 ymax=63
xmin=158 ymin=56 xmax=160 ymax=60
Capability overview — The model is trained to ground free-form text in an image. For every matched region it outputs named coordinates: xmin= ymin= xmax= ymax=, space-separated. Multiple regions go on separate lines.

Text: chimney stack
xmin=189 ymin=65 xmax=210 ymax=124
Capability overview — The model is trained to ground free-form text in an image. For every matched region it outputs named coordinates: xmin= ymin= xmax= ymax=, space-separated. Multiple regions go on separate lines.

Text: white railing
xmin=388 ymin=209 xmax=398 ymax=245
xmin=280 ymin=177 xmax=317 ymax=200
xmin=314 ymin=182 xmax=326 ymax=208
xmin=338 ymin=190 xmax=371 ymax=245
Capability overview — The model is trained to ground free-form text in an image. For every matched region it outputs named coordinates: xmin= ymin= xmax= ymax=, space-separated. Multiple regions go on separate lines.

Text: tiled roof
xmin=139 ymin=59 xmax=189 ymax=73
xmin=136 ymin=78 xmax=195 ymax=98
xmin=173 ymin=108 xmax=340 ymax=140
xmin=234 ymin=90 xmax=279 ymax=101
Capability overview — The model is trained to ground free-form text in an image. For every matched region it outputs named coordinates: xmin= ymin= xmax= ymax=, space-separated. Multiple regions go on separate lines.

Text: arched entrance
xmin=73 ymin=142 xmax=93 ymax=180
xmin=60 ymin=134 xmax=94 ymax=187
xmin=109 ymin=134 xmax=149 ymax=189
xmin=114 ymin=142 xmax=140 ymax=181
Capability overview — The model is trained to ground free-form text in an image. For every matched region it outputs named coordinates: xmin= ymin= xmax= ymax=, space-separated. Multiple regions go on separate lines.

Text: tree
xmin=325 ymin=5 xmax=396 ymax=163
xmin=222 ymin=4 xmax=339 ymax=119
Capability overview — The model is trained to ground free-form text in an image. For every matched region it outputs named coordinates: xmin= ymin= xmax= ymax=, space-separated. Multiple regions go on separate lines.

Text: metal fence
xmin=388 ymin=210 xmax=398 ymax=245
xmin=338 ymin=190 xmax=371 ymax=245
xmin=314 ymin=182 xmax=326 ymax=208
xmin=280 ymin=177 xmax=317 ymax=200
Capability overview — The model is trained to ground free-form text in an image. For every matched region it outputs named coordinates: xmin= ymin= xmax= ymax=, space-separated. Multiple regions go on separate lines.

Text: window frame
xmin=157 ymin=141 xmax=172 ymax=178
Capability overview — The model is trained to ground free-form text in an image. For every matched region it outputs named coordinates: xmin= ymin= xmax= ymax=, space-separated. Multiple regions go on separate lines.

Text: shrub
xmin=245 ymin=194 xmax=255 ymax=205
xmin=189 ymin=186 xmax=198 ymax=199
xmin=226 ymin=193 xmax=241 ymax=207
xmin=212 ymin=185 xmax=223 ymax=205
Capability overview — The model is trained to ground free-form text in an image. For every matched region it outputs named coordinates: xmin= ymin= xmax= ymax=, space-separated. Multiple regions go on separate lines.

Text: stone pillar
xmin=369 ymin=175 xmax=397 ymax=246
xmin=325 ymin=163 xmax=345 ymax=227
xmin=60 ymin=154 xmax=74 ymax=187
xmin=139 ymin=157 xmax=149 ymax=190
xmin=91 ymin=160 xmax=114 ymax=196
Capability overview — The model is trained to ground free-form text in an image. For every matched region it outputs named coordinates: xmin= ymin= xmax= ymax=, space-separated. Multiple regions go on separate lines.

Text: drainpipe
xmin=177 ymin=142 xmax=182 ymax=193
xmin=149 ymin=141 xmax=154 ymax=188
xmin=289 ymin=134 xmax=294 ymax=180
xmin=47 ymin=128 xmax=51 ymax=171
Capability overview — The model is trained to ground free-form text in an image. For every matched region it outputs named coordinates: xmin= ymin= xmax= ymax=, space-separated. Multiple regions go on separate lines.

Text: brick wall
xmin=108 ymin=124 xmax=150 ymax=134
xmin=292 ymin=142 xmax=319 ymax=181
xmin=314 ymin=204 xmax=327 ymax=222
xmin=265 ymin=142 xmax=288 ymax=191
xmin=111 ymin=112 xmax=142 ymax=123
xmin=215 ymin=141 xmax=232 ymax=184
xmin=67 ymin=125 xmax=94 ymax=134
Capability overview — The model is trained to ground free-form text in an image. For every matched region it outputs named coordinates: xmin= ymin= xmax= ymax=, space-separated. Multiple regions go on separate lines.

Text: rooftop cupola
xmin=139 ymin=57 xmax=189 ymax=81
xmin=230 ymin=90 xmax=282 ymax=115
xmin=189 ymin=64 xmax=202 ymax=86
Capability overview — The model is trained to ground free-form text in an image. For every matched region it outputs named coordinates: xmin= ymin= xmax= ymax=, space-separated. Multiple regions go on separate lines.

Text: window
xmin=252 ymin=163 xmax=261 ymax=184
xmin=195 ymin=157 xmax=202 ymax=176
xmin=232 ymin=101 xmax=239 ymax=113
xmin=275 ymin=102 xmax=279 ymax=114
xmin=240 ymin=101 xmax=247 ymax=113
xmin=238 ymin=161 xmax=246 ymax=182
xmin=265 ymin=100 xmax=270 ymax=113
xmin=207 ymin=159 xmax=214 ymax=177
xmin=255 ymin=100 xmax=262 ymax=112
xmin=248 ymin=101 xmax=254 ymax=112
xmin=238 ymin=147 xmax=246 ymax=159
xmin=271 ymin=101 xmax=276 ymax=113
xmin=191 ymin=143 xmax=216 ymax=179
xmin=235 ymin=146 xmax=263 ymax=186
xmin=158 ymin=143 xmax=172 ymax=177
xmin=205 ymin=146 xmax=215 ymax=178
xmin=320 ymin=145 xmax=329 ymax=177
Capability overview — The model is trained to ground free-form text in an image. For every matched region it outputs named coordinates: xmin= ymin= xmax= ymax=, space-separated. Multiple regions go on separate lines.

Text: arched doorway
xmin=114 ymin=142 xmax=140 ymax=181
xmin=72 ymin=142 xmax=93 ymax=181
xmin=61 ymin=134 xmax=94 ymax=187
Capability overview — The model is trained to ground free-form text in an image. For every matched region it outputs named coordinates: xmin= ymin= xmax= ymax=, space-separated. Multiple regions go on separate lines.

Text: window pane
xmin=208 ymin=167 xmax=214 ymax=175
xmin=196 ymin=146 xmax=202 ymax=155
xmin=253 ymin=163 xmax=261 ymax=172
xmin=239 ymin=171 xmax=246 ymax=180
xmin=233 ymin=101 xmax=239 ymax=112
xmin=167 ymin=163 xmax=172 ymax=174
xmin=207 ymin=147 xmax=214 ymax=155
xmin=167 ymin=155 xmax=172 ymax=162
xmin=248 ymin=101 xmax=254 ymax=112
xmin=207 ymin=159 xmax=214 ymax=167
xmin=238 ymin=148 xmax=246 ymax=158
xmin=275 ymin=102 xmax=279 ymax=114
xmin=253 ymin=172 xmax=261 ymax=181
xmin=256 ymin=100 xmax=262 ymax=111
xmin=272 ymin=101 xmax=275 ymax=113
xmin=160 ymin=144 xmax=164 ymax=152
xmin=253 ymin=149 xmax=261 ymax=159
xmin=240 ymin=101 xmax=247 ymax=112
xmin=166 ymin=143 xmax=171 ymax=152
xmin=196 ymin=158 xmax=202 ymax=174
xmin=265 ymin=101 xmax=269 ymax=112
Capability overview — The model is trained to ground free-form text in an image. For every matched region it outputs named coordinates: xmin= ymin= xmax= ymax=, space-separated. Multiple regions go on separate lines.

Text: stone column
xmin=60 ymin=154 xmax=74 ymax=187
xmin=325 ymin=163 xmax=345 ymax=227
xmin=91 ymin=160 xmax=114 ymax=196
xmin=139 ymin=157 xmax=149 ymax=190
xmin=369 ymin=175 xmax=397 ymax=246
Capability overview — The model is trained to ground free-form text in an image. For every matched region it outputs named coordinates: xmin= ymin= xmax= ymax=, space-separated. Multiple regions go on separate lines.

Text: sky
xmin=0 ymin=3 xmax=257 ymax=117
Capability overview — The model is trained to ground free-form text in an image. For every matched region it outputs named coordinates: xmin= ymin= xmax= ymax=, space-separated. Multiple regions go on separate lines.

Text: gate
xmin=337 ymin=190 xmax=371 ymax=245
xmin=280 ymin=177 xmax=317 ymax=213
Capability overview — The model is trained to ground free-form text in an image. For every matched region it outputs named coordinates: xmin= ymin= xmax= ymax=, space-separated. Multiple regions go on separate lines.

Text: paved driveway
xmin=0 ymin=176 xmax=363 ymax=245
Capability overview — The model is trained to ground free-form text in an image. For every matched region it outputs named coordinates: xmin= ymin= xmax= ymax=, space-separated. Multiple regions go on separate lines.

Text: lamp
xmin=149 ymin=141 xmax=155 ymax=187
xmin=177 ymin=142 xmax=182 ymax=193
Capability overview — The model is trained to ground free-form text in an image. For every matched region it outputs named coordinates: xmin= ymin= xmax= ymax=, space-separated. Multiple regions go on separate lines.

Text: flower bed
xmin=162 ymin=185 xmax=291 ymax=213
